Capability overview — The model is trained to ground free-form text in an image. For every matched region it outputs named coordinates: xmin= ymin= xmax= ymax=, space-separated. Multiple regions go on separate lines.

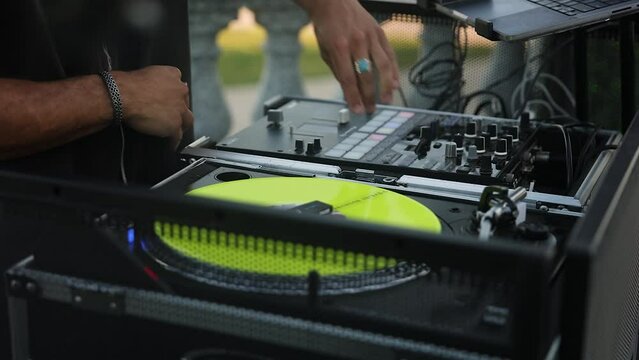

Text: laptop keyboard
xmin=527 ymin=0 xmax=631 ymax=16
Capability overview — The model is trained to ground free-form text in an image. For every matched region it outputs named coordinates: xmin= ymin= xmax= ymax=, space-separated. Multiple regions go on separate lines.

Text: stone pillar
xmin=188 ymin=0 xmax=240 ymax=140
xmin=250 ymin=0 xmax=309 ymax=121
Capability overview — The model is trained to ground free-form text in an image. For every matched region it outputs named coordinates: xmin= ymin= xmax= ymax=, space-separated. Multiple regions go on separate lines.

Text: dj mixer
xmin=214 ymin=97 xmax=529 ymax=184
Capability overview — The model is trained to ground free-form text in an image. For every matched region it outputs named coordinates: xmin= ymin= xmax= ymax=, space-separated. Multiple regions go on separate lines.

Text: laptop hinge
xmin=475 ymin=18 xmax=499 ymax=41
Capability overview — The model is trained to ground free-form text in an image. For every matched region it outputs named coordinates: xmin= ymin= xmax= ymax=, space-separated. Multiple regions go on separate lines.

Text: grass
xmin=216 ymin=25 xmax=492 ymax=86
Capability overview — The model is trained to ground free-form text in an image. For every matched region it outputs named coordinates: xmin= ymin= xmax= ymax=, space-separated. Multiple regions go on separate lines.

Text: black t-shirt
xmin=0 ymin=0 xmax=191 ymax=185
xmin=0 ymin=1 xmax=191 ymax=357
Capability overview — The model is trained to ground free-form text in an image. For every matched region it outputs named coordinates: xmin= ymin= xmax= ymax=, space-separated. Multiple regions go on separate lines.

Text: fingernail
xmin=353 ymin=104 xmax=365 ymax=114
xmin=393 ymin=80 xmax=400 ymax=89
xmin=382 ymin=94 xmax=392 ymax=104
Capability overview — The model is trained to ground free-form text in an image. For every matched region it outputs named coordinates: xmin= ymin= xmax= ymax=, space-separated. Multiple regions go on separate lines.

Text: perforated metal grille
xmin=147 ymin=221 xmax=430 ymax=296
xmin=376 ymin=13 xmax=553 ymax=119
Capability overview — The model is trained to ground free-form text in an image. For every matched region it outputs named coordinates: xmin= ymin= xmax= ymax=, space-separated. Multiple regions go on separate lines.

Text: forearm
xmin=0 ymin=75 xmax=112 ymax=160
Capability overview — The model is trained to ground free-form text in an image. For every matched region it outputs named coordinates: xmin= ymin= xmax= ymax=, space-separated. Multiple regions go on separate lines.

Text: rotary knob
xmin=504 ymin=135 xmax=514 ymax=153
xmin=453 ymin=133 xmax=464 ymax=149
xmin=495 ymin=138 xmax=508 ymax=157
xmin=487 ymin=124 xmax=498 ymax=140
xmin=465 ymin=121 xmax=477 ymax=138
xmin=475 ymin=136 xmax=486 ymax=154
xmin=480 ymin=154 xmax=493 ymax=176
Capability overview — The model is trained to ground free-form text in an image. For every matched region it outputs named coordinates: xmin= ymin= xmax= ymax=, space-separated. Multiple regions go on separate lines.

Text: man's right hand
xmin=114 ymin=66 xmax=193 ymax=149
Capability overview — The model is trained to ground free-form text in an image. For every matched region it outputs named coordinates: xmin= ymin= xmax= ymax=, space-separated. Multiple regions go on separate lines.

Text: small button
xmin=324 ymin=150 xmax=346 ymax=158
xmin=341 ymin=138 xmax=359 ymax=145
xmin=359 ymin=126 xmax=377 ymax=133
xmin=353 ymin=145 xmax=373 ymax=153
xmin=385 ymin=122 xmax=401 ymax=129
xmin=391 ymin=116 xmax=409 ymax=123
xmin=350 ymin=132 xmax=368 ymax=139
xmin=376 ymin=128 xmax=395 ymax=135
xmin=343 ymin=151 xmax=365 ymax=160
xmin=369 ymin=134 xmax=386 ymax=141
xmin=333 ymin=144 xmax=353 ymax=151
xmin=359 ymin=139 xmax=378 ymax=147
xmin=380 ymin=110 xmax=397 ymax=117
xmin=398 ymin=111 xmax=415 ymax=118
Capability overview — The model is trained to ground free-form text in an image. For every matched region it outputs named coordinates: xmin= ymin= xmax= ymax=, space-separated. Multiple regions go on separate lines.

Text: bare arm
xmin=0 ymin=75 xmax=112 ymax=159
xmin=0 ymin=65 xmax=193 ymax=160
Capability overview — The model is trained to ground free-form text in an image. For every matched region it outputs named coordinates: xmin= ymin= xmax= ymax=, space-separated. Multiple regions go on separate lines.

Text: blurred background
xmin=194 ymin=2 xmax=636 ymax=142
xmin=208 ymin=6 xmax=494 ymax=138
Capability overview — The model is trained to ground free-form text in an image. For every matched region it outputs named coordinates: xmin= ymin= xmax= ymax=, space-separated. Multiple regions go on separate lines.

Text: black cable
xmin=408 ymin=23 xmax=467 ymax=112
xmin=541 ymin=124 xmax=573 ymax=190
xmin=462 ymin=90 xmax=508 ymax=117
xmin=473 ymin=101 xmax=494 ymax=115
xmin=513 ymin=37 xmax=575 ymax=119
xmin=573 ymin=126 xmax=600 ymax=180
xmin=435 ymin=213 xmax=456 ymax=233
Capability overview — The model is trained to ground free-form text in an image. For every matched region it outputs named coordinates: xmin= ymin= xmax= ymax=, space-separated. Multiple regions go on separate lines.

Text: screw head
xmin=73 ymin=295 xmax=82 ymax=303
xmin=25 ymin=282 xmax=37 ymax=293
xmin=10 ymin=280 xmax=21 ymax=290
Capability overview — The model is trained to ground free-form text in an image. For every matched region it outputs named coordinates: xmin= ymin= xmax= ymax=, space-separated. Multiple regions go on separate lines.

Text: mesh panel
xmin=376 ymin=14 xmax=570 ymax=121
xmin=149 ymin=221 xmax=430 ymax=296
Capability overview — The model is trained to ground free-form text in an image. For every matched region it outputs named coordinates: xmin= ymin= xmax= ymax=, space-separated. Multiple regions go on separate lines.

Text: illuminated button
xmin=350 ymin=132 xmax=368 ymax=139
xmin=359 ymin=126 xmax=378 ymax=133
xmin=368 ymin=120 xmax=385 ymax=127
xmin=332 ymin=144 xmax=353 ymax=151
xmin=359 ymin=139 xmax=378 ymax=147
xmin=343 ymin=151 xmax=365 ymax=160
xmin=398 ymin=111 xmax=415 ymax=118
xmin=385 ymin=122 xmax=401 ymax=129
xmin=371 ymin=114 xmax=392 ymax=122
xmin=341 ymin=138 xmax=359 ymax=145
xmin=380 ymin=110 xmax=397 ymax=117
xmin=324 ymin=150 xmax=346 ymax=158
xmin=376 ymin=127 xmax=395 ymax=135
xmin=353 ymin=145 xmax=373 ymax=153
xmin=369 ymin=134 xmax=386 ymax=141
xmin=390 ymin=116 xmax=409 ymax=123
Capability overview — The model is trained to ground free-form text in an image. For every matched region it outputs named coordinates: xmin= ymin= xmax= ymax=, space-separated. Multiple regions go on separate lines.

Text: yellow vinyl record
xmin=153 ymin=177 xmax=436 ymax=285
xmin=188 ymin=177 xmax=441 ymax=233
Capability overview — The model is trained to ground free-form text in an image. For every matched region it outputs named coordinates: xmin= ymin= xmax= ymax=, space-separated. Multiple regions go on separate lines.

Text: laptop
xmin=362 ymin=0 xmax=639 ymax=40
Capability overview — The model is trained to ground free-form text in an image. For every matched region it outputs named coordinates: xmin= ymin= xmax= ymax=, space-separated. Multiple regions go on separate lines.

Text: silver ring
xmin=354 ymin=58 xmax=371 ymax=75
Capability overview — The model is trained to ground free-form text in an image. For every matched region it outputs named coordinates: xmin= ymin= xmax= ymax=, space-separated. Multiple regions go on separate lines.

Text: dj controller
xmin=215 ymin=97 xmax=529 ymax=183
xmin=140 ymin=97 xmax=623 ymax=359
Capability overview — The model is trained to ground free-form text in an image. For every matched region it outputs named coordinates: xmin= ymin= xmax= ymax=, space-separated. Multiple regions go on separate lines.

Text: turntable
xmin=134 ymin=97 xmax=620 ymax=358
xmin=4 ymin=97 xmax=633 ymax=360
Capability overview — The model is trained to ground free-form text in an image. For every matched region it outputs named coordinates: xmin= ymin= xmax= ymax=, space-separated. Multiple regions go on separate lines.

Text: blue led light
xmin=127 ymin=228 xmax=135 ymax=245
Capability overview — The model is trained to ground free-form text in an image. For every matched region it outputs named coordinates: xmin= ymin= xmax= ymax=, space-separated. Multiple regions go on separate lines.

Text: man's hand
xmin=115 ymin=66 xmax=193 ymax=149
xmin=0 ymin=65 xmax=192 ymax=160
xmin=296 ymin=0 xmax=400 ymax=114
